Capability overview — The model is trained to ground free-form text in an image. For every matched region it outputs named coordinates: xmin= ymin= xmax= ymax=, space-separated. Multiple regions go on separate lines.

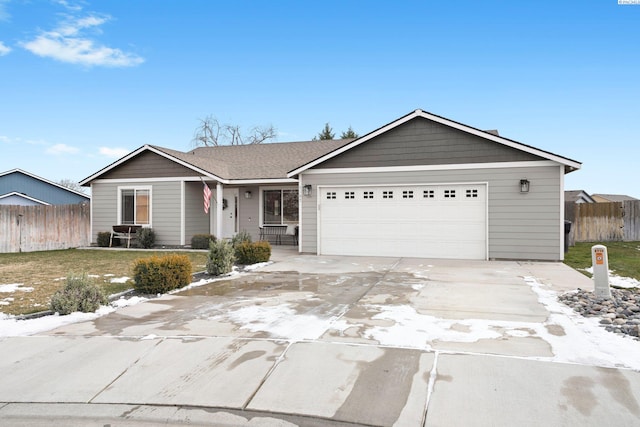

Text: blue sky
xmin=1 ymin=0 xmax=639 ymax=197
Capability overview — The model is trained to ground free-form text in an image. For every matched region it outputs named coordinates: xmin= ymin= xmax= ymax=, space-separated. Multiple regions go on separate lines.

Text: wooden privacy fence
xmin=565 ymin=200 xmax=640 ymax=245
xmin=0 ymin=204 xmax=90 ymax=253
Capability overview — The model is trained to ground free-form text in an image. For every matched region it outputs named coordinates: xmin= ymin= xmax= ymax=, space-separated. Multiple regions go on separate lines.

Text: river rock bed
xmin=559 ymin=287 xmax=640 ymax=340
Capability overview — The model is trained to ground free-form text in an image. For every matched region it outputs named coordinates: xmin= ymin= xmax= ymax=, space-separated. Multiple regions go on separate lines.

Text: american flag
xmin=203 ymin=182 xmax=212 ymax=214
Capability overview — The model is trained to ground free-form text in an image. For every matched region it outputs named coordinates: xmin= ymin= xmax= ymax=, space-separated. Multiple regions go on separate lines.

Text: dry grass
xmin=0 ymin=248 xmax=208 ymax=316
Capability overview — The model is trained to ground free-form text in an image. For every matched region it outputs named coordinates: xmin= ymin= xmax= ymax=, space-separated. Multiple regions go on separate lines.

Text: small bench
xmin=110 ymin=225 xmax=143 ymax=248
xmin=259 ymin=225 xmax=298 ymax=245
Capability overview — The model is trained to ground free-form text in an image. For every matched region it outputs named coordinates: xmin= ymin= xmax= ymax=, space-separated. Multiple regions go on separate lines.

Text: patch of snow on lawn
xmin=0 ymin=284 xmax=33 ymax=293
xmin=0 ymin=295 xmax=149 ymax=338
xmin=584 ymin=267 xmax=639 ymax=289
xmin=242 ymin=262 xmax=272 ymax=272
xmin=109 ymin=276 xmax=130 ymax=284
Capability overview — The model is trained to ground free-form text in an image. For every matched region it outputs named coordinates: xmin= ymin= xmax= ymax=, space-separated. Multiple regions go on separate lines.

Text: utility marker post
xmin=591 ymin=244 xmax=611 ymax=298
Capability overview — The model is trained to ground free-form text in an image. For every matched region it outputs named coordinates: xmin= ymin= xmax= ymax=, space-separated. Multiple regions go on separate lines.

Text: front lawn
xmin=564 ymin=241 xmax=640 ymax=281
xmin=0 ymin=249 xmax=208 ymax=316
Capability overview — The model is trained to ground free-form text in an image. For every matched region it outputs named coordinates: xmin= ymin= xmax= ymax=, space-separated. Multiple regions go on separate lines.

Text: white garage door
xmin=318 ymin=184 xmax=486 ymax=259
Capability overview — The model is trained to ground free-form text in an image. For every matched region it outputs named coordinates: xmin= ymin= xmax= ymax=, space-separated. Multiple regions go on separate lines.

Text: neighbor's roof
xmin=565 ymin=190 xmax=595 ymax=203
xmin=0 ymin=168 xmax=90 ymax=199
xmin=80 ymin=139 xmax=354 ymax=185
xmin=592 ymin=194 xmax=639 ymax=202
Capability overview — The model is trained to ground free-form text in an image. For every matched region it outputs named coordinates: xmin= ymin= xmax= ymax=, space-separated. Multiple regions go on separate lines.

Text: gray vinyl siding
xmin=317 ymin=117 xmax=543 ymax=169
xmin=185 ymin=181 xmax=210 ymax=244
xmin=300 ymin=165 xmax=563 ymax=261
xmin=238 ymin=186 xmax=260 ymax=241
xmin=90 ymin=180 xmax=182 ymax=245
xmin=101 ymin=151 xmax=201 ymax=179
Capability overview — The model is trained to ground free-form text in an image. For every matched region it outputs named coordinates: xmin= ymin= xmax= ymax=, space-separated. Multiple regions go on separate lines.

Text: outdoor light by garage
xmin=244 ymin=191 xmax=252 ymax=199
xmin=303 ymin=185 xmax=312 ymax=196
xmin=520 ymin=179 xmax=530 ymax=193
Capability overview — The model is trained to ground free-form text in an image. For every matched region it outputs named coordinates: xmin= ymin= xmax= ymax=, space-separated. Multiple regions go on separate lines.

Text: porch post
xmin=216 ymin=182 xmax=223 ymax=238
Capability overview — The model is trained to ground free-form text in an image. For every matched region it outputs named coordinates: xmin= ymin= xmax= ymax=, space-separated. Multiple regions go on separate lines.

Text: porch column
xmin=216 ymin=182 xmax=223 ymax=238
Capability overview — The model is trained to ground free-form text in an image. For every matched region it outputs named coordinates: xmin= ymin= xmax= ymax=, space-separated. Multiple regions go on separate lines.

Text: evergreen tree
xmin=340 ymin=126 xmax=359 ymax=139
xmin=313 ymin=123 xmax=335 ymax=140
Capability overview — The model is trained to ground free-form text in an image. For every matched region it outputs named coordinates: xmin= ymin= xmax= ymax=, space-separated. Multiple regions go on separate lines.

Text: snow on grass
xmin=0 ymin=284 xmax=33 ymax=293
xmin=0 ymin=261 xmax=272 ymax=337
xmin=584 ymin=267 xmax=639 ymax=289
xmin=109 ymin=276 xmax=130 ymax=284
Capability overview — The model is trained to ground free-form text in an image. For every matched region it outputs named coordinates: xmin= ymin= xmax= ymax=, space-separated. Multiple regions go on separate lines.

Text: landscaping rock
xmin=559 ymin=287 xmax=640 ymax=341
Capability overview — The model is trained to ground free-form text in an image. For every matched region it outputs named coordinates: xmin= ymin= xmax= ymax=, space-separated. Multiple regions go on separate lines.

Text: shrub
xmin=191 ymin=234 xmax=216 ymax=249
xmin=136 ymin=227 xmax=156 ymax=249
xmin=97 ymin=231 xmax=113 ymax=247
xmin=235 ymin=241 xmax=271 ymax=265
xmin=231 ymin=230 xmax=252 ymax=248
xmin=133 ymin=254 xmax=192 ymax=294
xmin=206 ymin=239 xmax=235 ymax=276
xmin=50 ymin=274 xmax=108 ymax=315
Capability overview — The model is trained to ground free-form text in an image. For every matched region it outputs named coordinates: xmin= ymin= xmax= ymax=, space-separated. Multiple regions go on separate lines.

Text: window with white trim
xmin=363 ymin=191 xmax=374 ymax=199
xmin=383 ymin=190 xmax=393 ymax=199
xmin=263 ymin=189 xmax=298 ymax=225
xmin=119 ymin=187 xmax=150 ymax=225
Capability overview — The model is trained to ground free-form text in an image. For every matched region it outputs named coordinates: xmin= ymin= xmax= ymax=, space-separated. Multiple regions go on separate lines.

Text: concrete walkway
xmin=1 ymin=251 xmax=639 ymax=426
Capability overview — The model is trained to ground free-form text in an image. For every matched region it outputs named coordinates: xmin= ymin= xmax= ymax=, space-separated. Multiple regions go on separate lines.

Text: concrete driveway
xmin=1 ymin=252 xmax=639 ymax=426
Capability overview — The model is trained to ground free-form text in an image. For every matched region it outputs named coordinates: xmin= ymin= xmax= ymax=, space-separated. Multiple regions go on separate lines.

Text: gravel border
xmin=559 ymin=287 xmax=640 ymax=340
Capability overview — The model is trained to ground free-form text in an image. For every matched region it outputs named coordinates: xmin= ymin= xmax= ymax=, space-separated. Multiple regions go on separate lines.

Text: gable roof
xmin=0 ymin=191 xmax=50 ymax=205
xmin=0 ymin=168 xmax=90 ymax=200
xmin=592 ymin=193 xmax=639 ymax=202
xmin=565 ymin=190 xmax=595 ymax=203
xmin=80 ymin=139 xmax=354 ymax=185
xmin=288 ymin=109 xmax=582 ymax=177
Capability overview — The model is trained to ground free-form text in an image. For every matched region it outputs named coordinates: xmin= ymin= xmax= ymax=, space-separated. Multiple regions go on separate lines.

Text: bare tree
xmin=193 ymin=115 xmax=277 ymax=146
xmin=58 ymin=179 xmax=87 ymax=194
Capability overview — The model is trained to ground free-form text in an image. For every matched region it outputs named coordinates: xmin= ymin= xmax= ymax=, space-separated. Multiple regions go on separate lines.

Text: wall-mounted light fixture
xmin=244 ymin=191 xmax=252 ymax=199
xmin=520 ymin=179 xmax=530 ymax=193
xmin=303 ymin=185 xmax=312 ymax=197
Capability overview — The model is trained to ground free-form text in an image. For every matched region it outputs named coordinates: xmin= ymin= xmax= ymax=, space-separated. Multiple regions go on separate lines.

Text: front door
xmin=221 ymin=188 xmax=238 ymax=238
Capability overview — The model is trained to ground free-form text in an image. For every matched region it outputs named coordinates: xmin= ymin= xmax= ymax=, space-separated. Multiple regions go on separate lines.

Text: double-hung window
xmin=119 ymin=187 xmax=151 ymax=225
xmin=263 ymin=189 xmax=298 ymax=225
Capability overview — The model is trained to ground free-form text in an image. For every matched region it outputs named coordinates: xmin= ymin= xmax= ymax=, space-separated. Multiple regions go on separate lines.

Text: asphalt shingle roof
xmin=151 ymin=140 xmax=354 ymax=180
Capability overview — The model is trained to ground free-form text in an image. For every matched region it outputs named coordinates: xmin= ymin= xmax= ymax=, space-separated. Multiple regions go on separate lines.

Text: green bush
xmin=206 ymin=239 xmax=235 ymax=276
xmin=136 ymin=227 xmax=156 ymax=249
xmin=235 ymin=241 xmax=271 ymax=265
xmin=132 ymin=254 xmax=193 ymax=294
xmin=231 ymin=230 xmax=252 ymax=248
xmin=97 ymin=231 xmax=113 ymax=247
xmin=50 ymin=274 xmax=108 ymax=315
xmin=191 ymin=234 xmax=216 ymax=249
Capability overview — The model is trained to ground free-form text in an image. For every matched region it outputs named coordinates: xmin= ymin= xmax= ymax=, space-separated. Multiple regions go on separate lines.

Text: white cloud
xmin=0 ymin=41 xmax=10 ymax=56
xmin=0 ymin=135 xmax=10 ymax=143
xmin=20 ymin=13 xmax=144 ymax=67
xmin=99 ymin=147 xmax=130 ymax=158
xmin=47 ymin=143 xmax=79 ymax=155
